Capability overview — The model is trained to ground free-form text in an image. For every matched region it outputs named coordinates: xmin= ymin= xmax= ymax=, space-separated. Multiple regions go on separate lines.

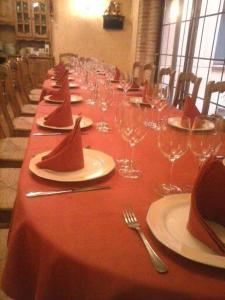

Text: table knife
xmin=26 ymin=185 xmax=111 ymax=198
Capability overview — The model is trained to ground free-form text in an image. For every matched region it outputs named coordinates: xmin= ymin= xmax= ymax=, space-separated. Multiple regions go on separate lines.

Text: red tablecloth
xmin=2 ymin=81 xmax=225 ymax=300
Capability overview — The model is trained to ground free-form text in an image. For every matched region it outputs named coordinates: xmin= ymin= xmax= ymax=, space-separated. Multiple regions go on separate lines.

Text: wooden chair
xmin=0 ymin=167 xmax=20 ymax=228
xmin=141 ymin=63 xmax=156 ymax=84
xmin=132 ymin=61 xmax=143 ymax=85
xmin=158 ymin=67 xmax=176 ymax=102
xmin=16 ymin=58 xmax=41 ymax=103
xmin=202 ymin=81 xmax=225 ymax=115
xmin=173 ymin=72 xmax=202 ymax=108
xmin=0 ymin=121 xmax=27 ymax=167
xmin=5 ymin=62 xmax=37 ymax=116
xmin=0 ymin=69 xmax=33 ymax=137
xmin=59 ymin=53 xmax=78 ymax=67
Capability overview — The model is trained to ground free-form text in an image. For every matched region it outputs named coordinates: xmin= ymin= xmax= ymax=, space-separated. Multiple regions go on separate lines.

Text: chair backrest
xmin=17 ymin=57 xmax=33 ymax=92
xmin=141 ymin=63 xmax=156 ymax=84
xmin=59 ymin=53 xmax=78 ymax=66
xmin=0 ymin=66 xmax=15 ymax=136
xmin=173 ymin=72 xmax=202 ymax=107
xmin=202 ymin=81 xmax=225 ymax=115
xmin=13 ymin=59 xmax=30 ymax=104
xmin=132 ymin=61 xmax=143 ymax=85
xmin=158 ymin=67 xmax=176 ymax=102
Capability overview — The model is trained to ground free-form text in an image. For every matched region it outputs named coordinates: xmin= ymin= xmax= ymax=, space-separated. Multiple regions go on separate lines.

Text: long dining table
xmin=1 ymin=75 xmax=225 ymax=300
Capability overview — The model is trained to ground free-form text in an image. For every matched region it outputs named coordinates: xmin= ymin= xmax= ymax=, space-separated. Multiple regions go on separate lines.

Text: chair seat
xmin=29 ymin=94 xmax=40 ymax=103
xmin=13 ymin=116 xmax=33 ymax=132
xmin=0 ymin=137 xmax=27 ymax=163
xmin=30 ymin=88 xmax=42 ymax=95
xmin=0 ymin=168 xmax=20 ymax=210
xmin=21 ymin=104 xmax=37 ymax=115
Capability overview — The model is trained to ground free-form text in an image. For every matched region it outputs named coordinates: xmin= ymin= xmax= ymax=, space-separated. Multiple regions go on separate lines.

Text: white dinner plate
xmin=168 ymin=116 xmax=215 ymax=131
xmin=51 ymin=82 xmax=79 ymax=89
xmin=44 ymin=94 xmax=83 ymax=103
xmin=146 ymin=193 xmax=225 ymax=269
xmin=36 ymin=115 xmax=93 ymax=130
xmin=117 ymin=85 xmax=140 ymax=92
xmin=129 ymin=97 xmax=152 ymax=107
xmin=29 ymin=148 xmax=115 ymax=182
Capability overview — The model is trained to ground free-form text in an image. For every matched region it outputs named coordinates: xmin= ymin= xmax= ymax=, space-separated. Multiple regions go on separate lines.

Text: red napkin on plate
xmin=183 ymin=97 xmax=200 ymax=124
xmin=54 ymin=62 xmax=66 ymax=73
xmin=127 ymin=79 xmax=140 ymax=91
xmin=187 ymin=157 xmax=225 ymax=255
xmin=37 ymin=117 xmax=84 ymax=172
xmin=114 ymin=67 xmax=120 ymax=81
xmin=44 ymin=93 xmax=73 ymax=127
xmin=55 ymin=70 xmax=68 ymax=85
xmin=50 ymin=78 xmax=70 ymax=102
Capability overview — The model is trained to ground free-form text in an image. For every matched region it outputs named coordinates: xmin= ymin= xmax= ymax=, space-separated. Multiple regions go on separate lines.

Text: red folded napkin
xmin=183 ymin=97 xmax=200 ymax=124
xmin=54 ymin=62 xmax=66 ymax=73
xmin=55 ymin=70 xmax=68 ymax=85
xmin=37 ymin=117 xmax=84 ymax=172
xmin=50 ymin=78 xmax=70 ymax=102
xmin=44 ymin=93 xmax=73 ymax=127
xmin=127 ymin=79 xmax=140 ymax=91
xmin=114 ymin=67 xmax=120 ymax=81
xmin=187 ymin=157 xmax=225 ymax=255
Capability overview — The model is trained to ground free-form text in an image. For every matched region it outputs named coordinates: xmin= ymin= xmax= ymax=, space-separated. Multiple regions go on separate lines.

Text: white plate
xmin=117 ymin=85 xmax=140 ymax=92
xmin=129 ymin=97 xmax=152 ymax=107
xmin=146 ymin=193 xmax=225 ymax=269
xmin=36 ymin=115 xmax=93 ymax=130
xmin=44 ymin=94 xmax=83 ymax=103
xmin=51 ymin=82 xmax=79 ymax=89
xmin=29 ymin=148 xmax=115 ymax=182
xmin=168 ymin=116 xmax=215 ymax=131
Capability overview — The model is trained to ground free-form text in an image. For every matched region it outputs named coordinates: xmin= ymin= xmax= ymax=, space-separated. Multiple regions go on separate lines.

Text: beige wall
xmin=52 ymin=0 xmax=133 ymax=73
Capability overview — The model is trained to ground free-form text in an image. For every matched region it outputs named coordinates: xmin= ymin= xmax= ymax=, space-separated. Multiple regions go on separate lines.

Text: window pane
xmin=200 ymin=15 xmax=218 ymax=58
xmin=161 ymin=25 xmax=170 ymax=54
xmin=206 ymin=0 xmax=221 ymax=15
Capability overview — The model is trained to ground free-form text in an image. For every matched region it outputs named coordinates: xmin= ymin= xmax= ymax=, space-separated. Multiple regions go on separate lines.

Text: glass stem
xmin=129 ymin=145 xmax=135 ymax=170
xmin=169 ymin=159 xmax=175 ymax=188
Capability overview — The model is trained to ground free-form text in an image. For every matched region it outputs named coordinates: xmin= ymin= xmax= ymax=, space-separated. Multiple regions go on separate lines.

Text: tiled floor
xmin=0 ymin=229 xmax=12 ymax=300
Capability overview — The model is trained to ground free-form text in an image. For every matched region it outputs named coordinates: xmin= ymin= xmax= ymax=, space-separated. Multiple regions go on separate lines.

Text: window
xmin=159 ymin=0 xmax=225 ymax=114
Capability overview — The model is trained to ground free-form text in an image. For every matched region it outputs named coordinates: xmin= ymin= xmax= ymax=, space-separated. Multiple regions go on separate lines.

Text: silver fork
xmin=123 ymin=209 xmax=168 ymax=274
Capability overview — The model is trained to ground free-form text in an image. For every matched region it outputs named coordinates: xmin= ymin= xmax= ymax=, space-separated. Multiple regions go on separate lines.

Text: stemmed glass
xmin=157 ymin=116 xmax=191 ymax=194
xmin=86 ymin=70 xmax=97 ymax=105
xmin=190 ymin=115 xmax=222 ymax=167
xmin=119 ymin=101 xmax=148 ymax=179
xmin=119 ymin=74 xmax=131 ymax=98
xmin=151 ymin=84 xmax=170 ymax=131
xmin=96 ymin=80 xmax=114 ymax=132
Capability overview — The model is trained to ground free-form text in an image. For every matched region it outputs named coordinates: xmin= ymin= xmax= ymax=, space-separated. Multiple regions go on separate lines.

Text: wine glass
xmin=114 ymin=100 xmax=130 ymax=168
xmin=86 ymin=70 xmax=97 ymax=105
xmin=190 ymin=115 xmax=222 ymax=167
xmin=96 ymin=81 xmax=114 ymax=132
xmin=119 ymin=73 xmax=131 ymax=97
xmin=119 ymin=101 xmax=148 ymax=179
xmin=157 ymin=116 xmax=191 ymax=194
xmin=152 ymin=84 xmax=170 ymax=131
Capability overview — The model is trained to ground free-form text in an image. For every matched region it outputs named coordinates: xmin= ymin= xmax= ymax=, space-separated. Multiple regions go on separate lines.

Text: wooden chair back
xmin=202 ymin=81 xmax=225 ymax=115
xmin=132 ymin=61 xmax=143 ymax=85
xmin=17 ymin=57 xmax=33 ymax=93
xmin=158 ymin=67 xmax=176 ymax=102
xmin=0 ymin=67 xmax=15 ymax=136
xmin=173 ymin=72 xmax=202 ymax=107
xmin=13 ymin=60 xmax=30 ymax=104
xmin=141 ymin=63 xmax=156 ymax=84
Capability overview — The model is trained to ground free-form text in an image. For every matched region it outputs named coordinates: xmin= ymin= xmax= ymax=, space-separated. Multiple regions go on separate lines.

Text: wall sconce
xmin=103 ymin=1 xmax=124 ymax=30
xmin=70 ymin=0 xmax=106 ymax=18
